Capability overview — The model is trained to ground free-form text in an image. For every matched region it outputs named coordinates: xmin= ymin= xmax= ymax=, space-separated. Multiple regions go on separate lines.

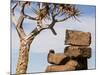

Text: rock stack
xmin=46 ymin=30 xmax=91 ymax=72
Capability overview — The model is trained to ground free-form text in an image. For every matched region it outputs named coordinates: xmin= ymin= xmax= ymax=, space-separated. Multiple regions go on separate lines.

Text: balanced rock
xmin=46 ymin=60 xmax=78 ymax=72
xmin=64 ymin=46 xmax=91 ymax=58
xmin=65 ymin=30 xmax=91 ymax=46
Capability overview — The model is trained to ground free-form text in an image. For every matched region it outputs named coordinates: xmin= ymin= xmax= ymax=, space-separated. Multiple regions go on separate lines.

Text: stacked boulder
xmin=46 ymin=30 xmax=91 ymax=72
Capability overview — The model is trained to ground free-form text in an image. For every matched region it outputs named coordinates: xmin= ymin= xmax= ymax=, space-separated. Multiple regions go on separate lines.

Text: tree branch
xmin=11 ymin=2 xmax=18 ymax=25
xmin=26 ymin=15 xmax=70 ymax=41
xmin=27 ymin=14 xmax=71 ymax=38
xmin=24 ymin=3 xmax=78 ymax=41
xmin=46 ymin=14 xmax=57 ymax=35
xmin=26 ymin=4 xmax=58 ymax=38
xmin=56 ymin=16 xmax=71 ymax=22
xmin=26 ymin=28 xmax=44 ymax=44
xmin=53 ymin=11 xmax=60 ymax=17
xmin=24 ymin=14 xmax=37 ymax=20
xmin=11 ymin=2 xmax=29 ymax=39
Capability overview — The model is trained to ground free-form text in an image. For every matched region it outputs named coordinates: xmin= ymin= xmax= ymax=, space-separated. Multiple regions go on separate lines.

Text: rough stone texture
xmin=46 ymin=30 xmax=92 ymax=72
xmin=46 ymin=60 xmax=78 ymax=72
xmin=64 ymin=46 xmax=91 ymax=58
xmin=48 ymin=50 xmax=67 ymax=65
xmin=75 ymin=57 xmax=88 ymax=70
xmin=65 ymin=30 xmax=91 ymax=46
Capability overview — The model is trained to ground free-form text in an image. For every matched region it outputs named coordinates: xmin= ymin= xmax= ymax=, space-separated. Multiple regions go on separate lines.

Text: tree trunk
xmin=16 ymin=39 xmax=31 ymax=74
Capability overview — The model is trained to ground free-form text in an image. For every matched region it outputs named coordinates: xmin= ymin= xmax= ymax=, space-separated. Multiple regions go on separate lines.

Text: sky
xmin=11 ymin=2 xmax=96 ymax=74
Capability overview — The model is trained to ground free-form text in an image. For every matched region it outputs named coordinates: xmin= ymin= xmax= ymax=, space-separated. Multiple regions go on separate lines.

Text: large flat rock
xmin=64 ymin=46 xmax=91 ymax=58
xmin=46 ymin=60 xmax=78 ymax=72
xmin=46 ymin=58 xmax=88 ymax=72
xmin=65 ymin=30 xmax=91 ymax=46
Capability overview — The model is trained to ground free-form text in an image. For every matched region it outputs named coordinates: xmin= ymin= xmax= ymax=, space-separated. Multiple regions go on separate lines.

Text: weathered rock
xmin=76 ymin=57 xmax=88 ymax=70
xmin=65 ymin=30 xmax=91 ymax=46
xmin=48 ymin=50 xmax=67 ymax=65
xmin=46 ymin=60 xmax=78 ymax=72
xmin=64 ymin=46 xmax=91 ymax=58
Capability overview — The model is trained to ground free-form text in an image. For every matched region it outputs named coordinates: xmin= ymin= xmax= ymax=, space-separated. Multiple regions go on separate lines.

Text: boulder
xmin=48 ymin=50 xmax=67 ymax=65
xmin=65 ymin=30 xmax=91 ymax=46
xmin=64 ymin=46 xmax=91 ymax=58
xmin=46 ymin=60 xmax=78 ymax=72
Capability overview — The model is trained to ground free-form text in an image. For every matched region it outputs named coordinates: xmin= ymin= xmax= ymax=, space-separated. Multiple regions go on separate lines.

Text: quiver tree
xmin=11 ymin=1 xmax=80 ymax=74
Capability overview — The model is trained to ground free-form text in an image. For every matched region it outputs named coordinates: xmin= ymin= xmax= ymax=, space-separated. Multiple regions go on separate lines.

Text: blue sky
xmin=11 ymin=2 xmax=96 ymax=74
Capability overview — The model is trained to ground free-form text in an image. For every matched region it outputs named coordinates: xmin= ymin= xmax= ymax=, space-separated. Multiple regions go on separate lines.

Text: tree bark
xmin=16 ymin=39 xmax=31 ymax=74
